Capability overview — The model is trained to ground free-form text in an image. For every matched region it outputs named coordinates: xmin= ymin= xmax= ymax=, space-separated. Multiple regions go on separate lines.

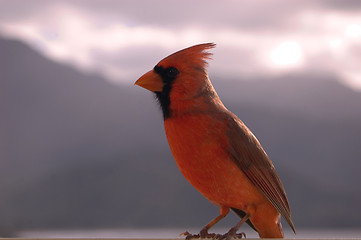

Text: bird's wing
xmin=225 ymin=114 xmax=295 ymax=233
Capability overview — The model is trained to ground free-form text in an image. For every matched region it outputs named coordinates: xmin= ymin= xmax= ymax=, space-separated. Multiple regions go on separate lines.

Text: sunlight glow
xmin=345 ymin=23 xmax=361 ymax=38
xmin=270 ymin=41 xmax=303 ymax=67
xmin=328 ymin=38 xmax=343 ymax=50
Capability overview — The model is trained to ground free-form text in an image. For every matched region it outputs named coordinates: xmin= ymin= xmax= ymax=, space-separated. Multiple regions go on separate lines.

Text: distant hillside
xmin=1 ymin=36 xmax=361 ymax=237
xmin=214 ymin=73 xmax=361 ymax=121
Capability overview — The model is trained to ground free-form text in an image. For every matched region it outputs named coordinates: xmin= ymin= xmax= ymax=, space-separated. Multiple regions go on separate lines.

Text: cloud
xmin=0 ymin=0 xmax=360 ymax=89
xmin=317 ymin=0 xmax=361 ymax=11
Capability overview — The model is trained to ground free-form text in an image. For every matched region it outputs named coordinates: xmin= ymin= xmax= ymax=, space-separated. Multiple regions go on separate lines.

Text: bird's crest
xmin=158 ymin=43 xmax=215 ymax=71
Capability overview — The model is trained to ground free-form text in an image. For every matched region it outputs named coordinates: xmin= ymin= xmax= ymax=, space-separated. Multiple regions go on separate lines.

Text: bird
xmin=134 ymin=43 xmax=295 ymax=239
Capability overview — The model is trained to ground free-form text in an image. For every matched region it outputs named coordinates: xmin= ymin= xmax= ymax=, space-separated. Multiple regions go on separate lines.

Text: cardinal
xmin=135 ymin=43 xmax=295 ymax=239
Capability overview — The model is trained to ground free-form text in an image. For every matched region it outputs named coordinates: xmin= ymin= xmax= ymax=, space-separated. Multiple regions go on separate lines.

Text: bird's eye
xmin=165 ymin=67 xmax=179 ymax=78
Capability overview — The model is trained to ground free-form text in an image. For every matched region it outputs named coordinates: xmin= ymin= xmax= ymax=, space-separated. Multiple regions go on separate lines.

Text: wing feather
xmin=225 ymin=113 xmax=296 ymax=233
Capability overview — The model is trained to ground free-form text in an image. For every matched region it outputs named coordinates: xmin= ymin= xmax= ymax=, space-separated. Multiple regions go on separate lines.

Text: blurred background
xmin=1 ymin=0 xmax=361 ymax=238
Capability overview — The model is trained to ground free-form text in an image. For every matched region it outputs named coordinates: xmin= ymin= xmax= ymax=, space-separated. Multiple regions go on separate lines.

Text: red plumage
xmin=135 ymin=43 xmax=295 ymax=239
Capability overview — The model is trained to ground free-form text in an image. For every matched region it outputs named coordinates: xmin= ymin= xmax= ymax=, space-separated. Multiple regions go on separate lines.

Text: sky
xmin=0 ymin=0 xmax=361 ymax=90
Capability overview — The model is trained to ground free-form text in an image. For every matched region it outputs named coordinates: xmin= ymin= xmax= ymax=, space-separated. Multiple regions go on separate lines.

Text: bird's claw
xmin=236 ymin=232 xmax=246 ymax=238
xmin=180 ymin=231 xmax=244 ymax=240
xmin=219 ymin=232 xmax=246 ymax=240
xmin=207 ymin=233 xmax=224 ymax=239
xmin=180 ymin=231 xmax=200 ymax=239
xmin=179 ymin=231 xmax=190 ymax=237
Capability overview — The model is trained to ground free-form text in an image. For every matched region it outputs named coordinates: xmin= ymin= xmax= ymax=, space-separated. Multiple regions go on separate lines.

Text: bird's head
xmin=135 ymin=43 xmax=218 ymax=119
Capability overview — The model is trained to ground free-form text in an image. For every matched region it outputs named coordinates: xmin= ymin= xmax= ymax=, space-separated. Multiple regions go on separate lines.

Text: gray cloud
xmin=1 ymin=0 xmax=361 ymax=89
xmin=2 ymin=0 xmax=360 ymax=31
xmin=67 ymin=0 xmax=323 ymax=31
xmin=317 ymin=0 xmax=361 ymax=11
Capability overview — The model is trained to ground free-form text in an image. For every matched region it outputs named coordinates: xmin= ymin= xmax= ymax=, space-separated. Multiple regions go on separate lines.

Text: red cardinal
xmin=135 ymin=43 xmax=295 ymax=239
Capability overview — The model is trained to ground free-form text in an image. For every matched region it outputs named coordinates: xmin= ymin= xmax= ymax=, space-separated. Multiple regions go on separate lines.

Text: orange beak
xmin=134 ymin=70 xmax=163 ymax=92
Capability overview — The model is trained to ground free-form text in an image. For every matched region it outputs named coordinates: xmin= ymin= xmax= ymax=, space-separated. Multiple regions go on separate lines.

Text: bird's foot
xmin=180 ymin=231 xmax=199 ymax=239
xmin=200 ymin=229 xmax=222 ymax=239
xmin=235 ymin=232 xmax=246 ymax=239
xmin=180 ymin=231 xmax=223 ymax=239
xmin=220 ymin=231 xmax=246 ymax=240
